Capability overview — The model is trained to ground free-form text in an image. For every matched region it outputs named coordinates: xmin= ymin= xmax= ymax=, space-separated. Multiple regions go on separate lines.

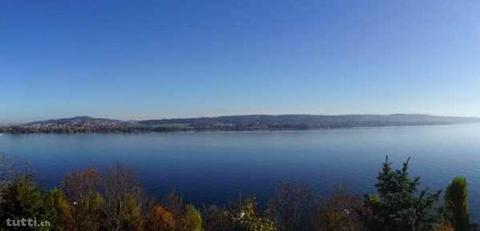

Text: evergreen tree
xmin=0 ymin=175 xmax=55 ymax=231
xmin=363 ymin=156 xmax=442 ymax=231
xmin=444 ymin=177 xmax=471 ymax=231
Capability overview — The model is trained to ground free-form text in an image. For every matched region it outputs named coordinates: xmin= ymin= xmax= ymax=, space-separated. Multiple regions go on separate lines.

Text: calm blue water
xmin=1 ymin=124 xmax=480 ymax=220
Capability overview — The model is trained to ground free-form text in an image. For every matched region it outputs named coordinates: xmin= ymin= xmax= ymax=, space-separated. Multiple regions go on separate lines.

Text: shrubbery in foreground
xmin=0 ymin=155 xmax=477 ymax=231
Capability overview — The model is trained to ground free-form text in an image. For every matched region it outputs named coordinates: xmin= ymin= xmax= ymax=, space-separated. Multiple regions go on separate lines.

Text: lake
xmin=1 ymin=124 xmax=480 ymax=220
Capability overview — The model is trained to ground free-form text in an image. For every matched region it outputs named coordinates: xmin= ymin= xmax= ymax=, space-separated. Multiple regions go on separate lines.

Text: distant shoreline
xmin=2 ymin=123 xmax=479 ymax=136
xmin=1 ymin=114 xmax=479 ymax=134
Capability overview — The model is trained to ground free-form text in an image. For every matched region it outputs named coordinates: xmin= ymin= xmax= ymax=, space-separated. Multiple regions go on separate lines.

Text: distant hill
xmin=1 ymin=114 xmax=479 ymax=134
xmin=2 ymin=116 xmax=136 ymax=134
xmin=25 ymin=116 xmax=123 ymax=126
xmin=139 ymin=114 xmax=480 ymax=130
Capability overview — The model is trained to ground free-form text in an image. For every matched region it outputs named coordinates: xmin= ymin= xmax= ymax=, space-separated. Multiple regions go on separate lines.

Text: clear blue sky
xmin=1 ymin=0 xmax=479 ymax=124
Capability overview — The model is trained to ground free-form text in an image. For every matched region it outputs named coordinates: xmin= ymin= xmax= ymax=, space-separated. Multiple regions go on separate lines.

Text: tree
xmin=444 ymin=177 xmax=471 ymax=231
xmin=158 ymin=191 xmax=203 ymax=231
xmin=313 ymin=190 xmax=363 ymax=231
xmin=363 ymin=156 xmax=442 ymax=231
xmin=73 ymin=191 xmax=104 ymax=230
xmin=61 ymin=168 xmax=104 ymax=230
xmin=61 ymin=168 xmax=100 ymax=202
xmin=0 ymin=175 xmax=55 ymax=231
xmin=183 ymin=204 xmax=203 ymax=231
xmin=164 ymin=191 xmax=185 ymax=220
xmin=202 ymin=204 xmax=234 ymax=231
xmin=101 ymin=166 xmax=149 ymax=230
xmin=118 ymin=193 xmax=143 ymax=230
xmin=203 ymin=197 xmax=277 ymax=231
xmin=235 ymin=197 xmax=277 ymax=231
xmin=269 ymin=182 xmax=314 ymax=231
xmin=45 ymin=188 xmax=73 ymax=230
xmin=0 ymin=154 xmax=28 ymax=204
xmin=144 ymin=205 xmax=176 ymax=231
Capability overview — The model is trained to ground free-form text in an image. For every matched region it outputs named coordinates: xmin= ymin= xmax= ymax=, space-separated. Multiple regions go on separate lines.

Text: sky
xmin=1 ymin=0 xmax=479 ymax=124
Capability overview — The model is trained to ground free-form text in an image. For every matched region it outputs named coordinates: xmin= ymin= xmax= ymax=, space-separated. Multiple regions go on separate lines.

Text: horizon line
xmin=4 ymin=113 xmax=479 ymax=126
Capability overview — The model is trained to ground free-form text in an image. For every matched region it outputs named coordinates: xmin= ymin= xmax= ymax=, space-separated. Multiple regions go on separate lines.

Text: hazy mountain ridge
xmin=1 ymin=114 xmax=479 ymax=134
xmin=140 ymin=114 xmax=480 ymax=130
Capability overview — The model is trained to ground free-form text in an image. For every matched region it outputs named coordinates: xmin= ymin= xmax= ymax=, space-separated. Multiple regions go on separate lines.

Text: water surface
xmin=1 ymin=124 xmax=479 ymax=219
